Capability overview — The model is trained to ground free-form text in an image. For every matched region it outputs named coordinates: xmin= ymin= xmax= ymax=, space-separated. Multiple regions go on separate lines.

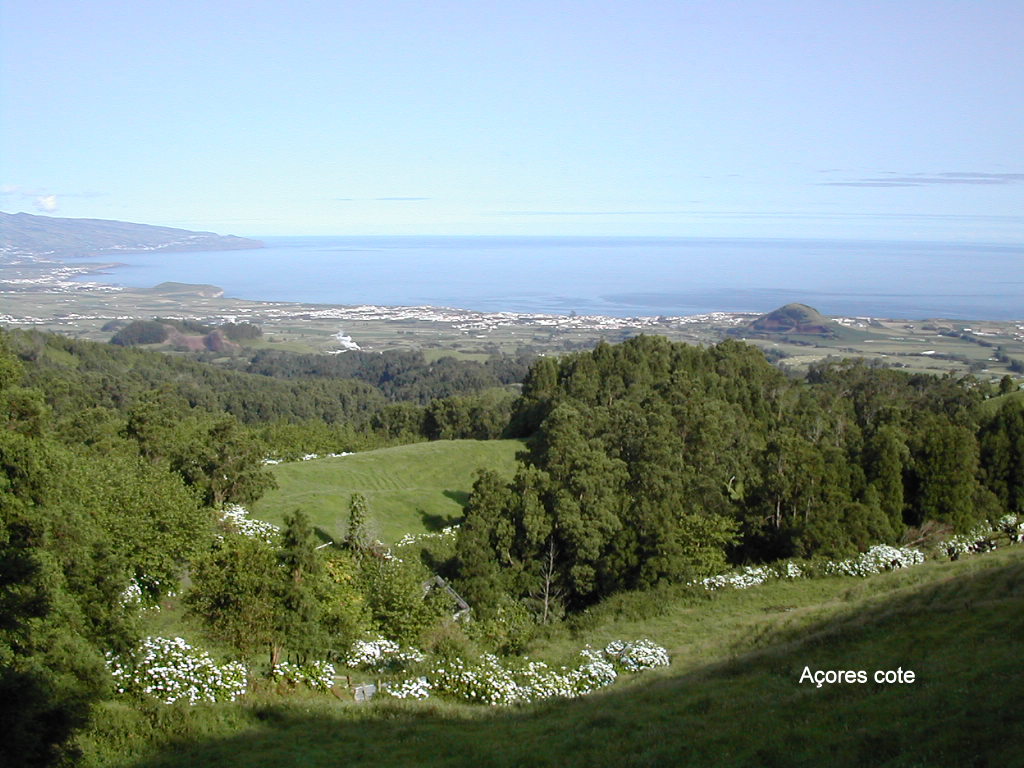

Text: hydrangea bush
xmin=220 ymin=505 xmax=280 ymax=543
xmin=272 ymin=660 xmax=336 ymax=691
xmin=823 ymin=544 xmax=926 ymax=577
xmin=602 ymin=639 xmax=672 ymax=672
xmin=943 ymin=526 xmax=997 ymax=559
xmin=998 ymin=514 xmax=1024 ymax=543
xmin=120 ymin=579 xmax=144 ymax=606
xmin=696 ymin=565 xmax=775 ymax=590
xmin=382 ymin=676 xmax=432 ymax=700
xmin=344 ymin=637 xmax=426 ymax=671
xmin=106 ymin=636 xmax=248 ymax=705
xmin=385 ymin=640 xmax=668 ymax=705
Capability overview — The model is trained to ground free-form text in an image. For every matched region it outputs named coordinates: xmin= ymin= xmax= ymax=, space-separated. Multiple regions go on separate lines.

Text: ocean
xmin=81 ymin=236 xmax=1024 ymax=321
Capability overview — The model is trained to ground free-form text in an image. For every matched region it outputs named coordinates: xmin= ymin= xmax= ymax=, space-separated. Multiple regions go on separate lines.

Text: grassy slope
xmin=85 ymin=547 xmax=1024 ymax=768
xmin=250 ymin=439 xmax=524 ymax=544
xmin=976 ymin=387 xmax=1024 ymax=417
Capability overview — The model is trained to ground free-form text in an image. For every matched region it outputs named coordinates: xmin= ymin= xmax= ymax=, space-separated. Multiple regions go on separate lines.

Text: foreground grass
xmin=81 ymin=547 xmax=1024 ymax=767
xmin=250 ymin=439 xmax=523 ymax=544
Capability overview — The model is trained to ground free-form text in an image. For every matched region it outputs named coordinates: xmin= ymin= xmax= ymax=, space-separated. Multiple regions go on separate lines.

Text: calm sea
xmin=81 ymin=236 xmax=1024 ymax=321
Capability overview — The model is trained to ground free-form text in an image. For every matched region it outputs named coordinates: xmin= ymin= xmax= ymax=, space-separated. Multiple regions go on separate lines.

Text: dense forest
xmin=454 ymin=335 xmax=1024 ymax=613
xmin=1 ymin=327 xmax=1022 ymax=766
xmin=6 ymin=329 xmax=524 ymax=454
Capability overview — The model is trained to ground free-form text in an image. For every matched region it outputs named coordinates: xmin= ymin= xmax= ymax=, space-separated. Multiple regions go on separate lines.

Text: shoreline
xmin=3 ymin=248 xmax=1021 ymax=327
xmin=2 ymin=253 xmax=1023 ymax=380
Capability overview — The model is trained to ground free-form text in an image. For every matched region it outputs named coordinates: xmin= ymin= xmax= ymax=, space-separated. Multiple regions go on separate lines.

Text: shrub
xmin=391 ymin=640 xmax=669 ymax=705
xmin=106 ymin=637 xmax=248 ymax=706
xmin=271 ymin=661 xmax=335 ymax=692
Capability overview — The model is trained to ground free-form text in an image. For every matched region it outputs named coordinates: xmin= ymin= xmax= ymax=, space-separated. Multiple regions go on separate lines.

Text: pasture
xmin=251 ymin=439 xmax=524 ymax=544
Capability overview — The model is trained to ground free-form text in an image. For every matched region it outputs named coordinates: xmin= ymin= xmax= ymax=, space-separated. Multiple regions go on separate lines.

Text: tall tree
xmin=185 ymin=533 xmax=282 ymax=664
xmin=276 ymin=510 xmax=326 ymax=663
xmin=344 ymin=492 xmax=370 ymax=555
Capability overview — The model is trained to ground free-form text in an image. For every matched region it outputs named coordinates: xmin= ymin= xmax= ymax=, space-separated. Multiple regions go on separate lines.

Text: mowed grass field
xmin=83 ymin=546 xmax=1024 ymax=767
xmin=250 ymin=439 xmax=525 ymax=544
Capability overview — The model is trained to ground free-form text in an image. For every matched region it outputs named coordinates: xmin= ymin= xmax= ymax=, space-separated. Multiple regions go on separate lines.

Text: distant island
xmin=0 ymin=211 xmax=263 ymax=259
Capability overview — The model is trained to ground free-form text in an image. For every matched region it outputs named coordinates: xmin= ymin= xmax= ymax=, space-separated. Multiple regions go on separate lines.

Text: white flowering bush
xmin=690 ymin=518 xmax=1024 ymax=595
xmin=421 ymin=640 xmax=665 ymax=706
xmin=694 ymin=546 xmax=926 ymax=591
xmin=998 ymin=514 xmax=1024 ymax=543
xmin=383 ymin=676 xmax=432 ymax=700
xmin=696 ymin=564 xmax=774 ymax=591
xmin=220 ymin=505 xmax=280 ymax=543
xmin=823 ymin=545 xmax=925 ymax=577
xmin=272 ymin=660 xmax=336 ymax=692
xmin=428 ymin=654 xmax=537 ymax=705
xmin=106 ymin=636 xmax=248 ymax=705
xmin=777 ymin=561 xmax=804 ymax=579
xmin=344 ymin=637 xmax=426 ymax=671
xmin=943 ymin=525 xmax=997 ymax=559
xmin=120 ymin=579 xmax=144 ymax=606
xmin=602 ymin=639 xmax=671 ymax=672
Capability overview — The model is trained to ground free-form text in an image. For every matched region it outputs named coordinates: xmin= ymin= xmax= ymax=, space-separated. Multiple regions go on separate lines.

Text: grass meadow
xmin=250 ymin=439 xmax=524 ymax=544
xmin=80 ymin=545 xmax=1024 ymax=767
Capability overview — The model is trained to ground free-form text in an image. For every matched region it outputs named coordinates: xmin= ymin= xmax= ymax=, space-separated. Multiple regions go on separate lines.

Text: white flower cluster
xmin=389 ymin=640 xmax=669 ymax=706
xmin=395 ymin=525 xmax=460 ymax=548
xmin=220 ymin=505 xmax=280 ymax=543
xmin=344 ymin=637 xmax=426 ymax=671
xmin=272 ymin=660 xmax=336 ymax=691
xmin=120 ymin=579 xmax=144 ymax=606
xmin=998 ymin=514 xmax=1024 ymax=543
xmin=106 ymin=636 xmax=248 ymax=706
xmin=824 ymin=545 xmax=926 ymax=577
xmin=601 ymin=639 xmax=672 ymax=672
xmin=696 ymin=564 xmax=775 ymax=591
xmin=943 ymin=525 xmax=997 ymax=558
xmin=382 ymin=676 xmax=432 ymax=700
xmin=696 ymin=546 xmax=925 ymax=592
xmin=425 ymin=652 xmax=609 ymax=705
xmin=118 ymin=578 xmax=170 ymax=610
xmin=779 ymin=561 xmax=804 ymax=579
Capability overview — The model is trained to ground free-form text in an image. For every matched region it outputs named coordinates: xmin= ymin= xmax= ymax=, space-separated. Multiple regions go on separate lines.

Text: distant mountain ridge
xmin=0 ymin=211 xmax=263 ymax=259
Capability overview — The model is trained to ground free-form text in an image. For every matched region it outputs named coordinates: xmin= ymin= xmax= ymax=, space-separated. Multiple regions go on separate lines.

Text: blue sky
xmin=2 ymin=0 xmax=1022 ymax=240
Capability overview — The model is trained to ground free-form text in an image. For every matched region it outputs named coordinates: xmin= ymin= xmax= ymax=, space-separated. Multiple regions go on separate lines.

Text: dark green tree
xmin=454 ymin=470 xmax=515 ymax=617
xmin=907 ymin=414 xmax=983 ymax=530
xmin=979 ymin=399 xmax=1024 ymax=515
xmin=276 ymin=510 xmax=327 ymax=663
xmin=344 ymin=492 xmax=370 ymax=555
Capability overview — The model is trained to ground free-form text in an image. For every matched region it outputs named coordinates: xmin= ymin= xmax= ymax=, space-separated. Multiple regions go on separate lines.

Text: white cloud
xmin=34 ymin=194 xmax=58 ymax=212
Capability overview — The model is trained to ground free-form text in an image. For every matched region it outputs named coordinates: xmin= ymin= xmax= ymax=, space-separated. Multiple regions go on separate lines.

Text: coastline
xmin=1 ymin=252 xmax=1023 ymax=380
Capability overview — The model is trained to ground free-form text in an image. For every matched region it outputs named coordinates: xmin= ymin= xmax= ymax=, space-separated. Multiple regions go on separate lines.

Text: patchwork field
xmin=4 ymin=281 xmax=1024 ymax=380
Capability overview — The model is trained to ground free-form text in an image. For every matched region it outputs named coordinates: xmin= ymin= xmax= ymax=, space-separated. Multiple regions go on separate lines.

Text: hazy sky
xmin=2 ymin=0 xmax=1022 ymax=240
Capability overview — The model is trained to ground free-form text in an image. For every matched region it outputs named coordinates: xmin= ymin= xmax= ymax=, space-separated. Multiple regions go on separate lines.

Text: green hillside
xmin=81 ymin=545 xmax=1024 ymax=767
xmin=250 ymin=439 xmax=524 ymax=544
xmin=976 ymin=387 xmax=1024 ymax=417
